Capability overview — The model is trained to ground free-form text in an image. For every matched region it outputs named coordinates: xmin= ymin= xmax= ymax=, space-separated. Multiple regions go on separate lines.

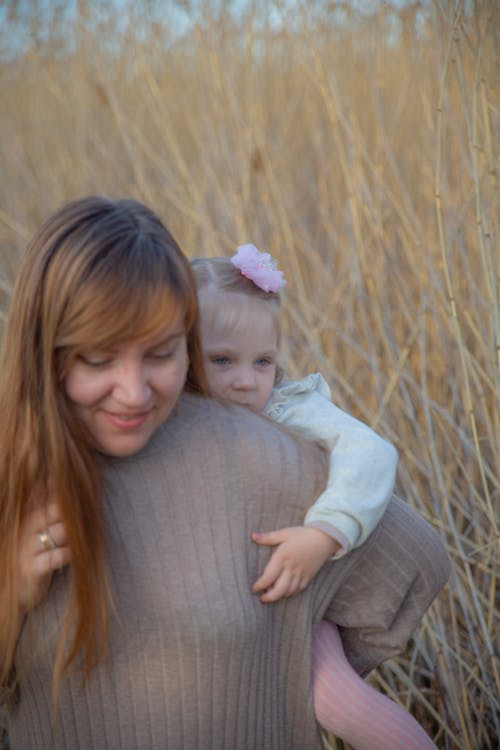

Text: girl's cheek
xmin=205 ymin=369 xmax=227 ymax=396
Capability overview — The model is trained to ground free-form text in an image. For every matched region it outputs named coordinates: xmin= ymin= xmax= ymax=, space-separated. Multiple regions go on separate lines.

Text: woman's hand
xmin=251 ymin=526 xmax=341 ymax=603
xmin=17 ymin=503 xmax=70 ymax=615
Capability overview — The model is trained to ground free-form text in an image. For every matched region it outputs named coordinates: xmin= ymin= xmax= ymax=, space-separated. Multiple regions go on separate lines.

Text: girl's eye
xmin=211 ymin=356 xmax=230 ymax=366
xmin=255 ymin=357 xmax=273 ymax=367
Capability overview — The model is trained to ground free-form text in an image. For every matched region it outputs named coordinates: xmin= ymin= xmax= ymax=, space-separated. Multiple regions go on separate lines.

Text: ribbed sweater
xmin=6 ymin=394 xmax=450 ymax=749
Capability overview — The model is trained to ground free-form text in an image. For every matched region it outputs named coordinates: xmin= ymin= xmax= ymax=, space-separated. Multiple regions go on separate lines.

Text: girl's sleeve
xmin=265 ymin=373 xmax=398 ymax=557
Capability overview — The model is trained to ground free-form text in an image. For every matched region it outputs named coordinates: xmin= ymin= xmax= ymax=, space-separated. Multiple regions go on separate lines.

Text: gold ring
xmin=39 ymin=530 xmax=57 ymax=550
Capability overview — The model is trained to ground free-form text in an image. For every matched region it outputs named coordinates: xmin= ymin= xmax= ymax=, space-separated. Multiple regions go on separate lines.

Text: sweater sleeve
xmin=265 ymin=373 xmax=398 ymax=557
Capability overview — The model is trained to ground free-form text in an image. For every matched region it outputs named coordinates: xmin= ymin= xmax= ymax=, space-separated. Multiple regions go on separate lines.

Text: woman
xmin=0 ymin=197 xmax=449 ymax=749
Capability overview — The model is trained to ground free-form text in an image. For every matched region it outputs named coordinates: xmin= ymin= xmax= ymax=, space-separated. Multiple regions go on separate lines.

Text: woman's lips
xmin=102 ymin=410 xmax=152 ymax=430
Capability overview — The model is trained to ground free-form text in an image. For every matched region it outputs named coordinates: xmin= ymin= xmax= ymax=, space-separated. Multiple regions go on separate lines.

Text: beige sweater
xmin=6 ymin=395 xmax=449 ymax=749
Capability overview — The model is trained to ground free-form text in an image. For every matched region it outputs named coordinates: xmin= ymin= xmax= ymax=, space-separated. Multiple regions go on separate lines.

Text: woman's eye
xmin=149 ymin=336 xmax=186 ymax=361
xmin=79 ymin=353 xmax=111 ymax=367
xmin=149 ymin=349 xmax=174 ymax=360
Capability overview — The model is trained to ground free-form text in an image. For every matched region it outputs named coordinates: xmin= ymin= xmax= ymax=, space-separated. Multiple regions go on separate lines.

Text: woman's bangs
xmin=60 ymin=277 xmax=190 ymax=357
xmin=104 ymin=283 xmax=190 ymax=346
xmin=122 ymin=285 xmax=188 ymax=342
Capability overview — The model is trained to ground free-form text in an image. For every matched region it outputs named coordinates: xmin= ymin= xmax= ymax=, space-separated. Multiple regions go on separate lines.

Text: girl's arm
xmin=251 ymin=526 xmax=341 ymax=602
xmin=252 ymin=373 xmax=397 ymax=602
xmin=265 ymin=372 xmax=398 ymax=553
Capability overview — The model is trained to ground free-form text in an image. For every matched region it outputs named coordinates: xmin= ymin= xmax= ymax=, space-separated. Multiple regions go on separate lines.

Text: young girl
xmin=191 ymin=244 xmax=438 ymax=750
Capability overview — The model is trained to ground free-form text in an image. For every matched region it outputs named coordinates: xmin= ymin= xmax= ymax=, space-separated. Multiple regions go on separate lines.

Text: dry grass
xmin=0 ymin=1 xmax=498 ymax=748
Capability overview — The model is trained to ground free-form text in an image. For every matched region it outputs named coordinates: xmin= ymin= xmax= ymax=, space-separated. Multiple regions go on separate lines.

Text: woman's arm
xmin=16 ymin=503 xmax=70 ymax=620
xmin=1 ymin=504 xmax=69 ymax=707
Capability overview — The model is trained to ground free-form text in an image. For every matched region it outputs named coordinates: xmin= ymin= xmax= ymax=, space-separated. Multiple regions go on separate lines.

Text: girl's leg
xmin=312 ymin=620 xmax=437 ymax=750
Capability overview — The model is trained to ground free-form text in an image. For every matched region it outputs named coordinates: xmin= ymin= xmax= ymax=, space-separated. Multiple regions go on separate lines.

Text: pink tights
xmin=312 ymin=620 xmax=437 ymax=750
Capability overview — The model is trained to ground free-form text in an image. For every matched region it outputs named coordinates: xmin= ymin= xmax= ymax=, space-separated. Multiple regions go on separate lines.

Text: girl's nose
xmin=233 ymin=367 xmax=257 ymax=390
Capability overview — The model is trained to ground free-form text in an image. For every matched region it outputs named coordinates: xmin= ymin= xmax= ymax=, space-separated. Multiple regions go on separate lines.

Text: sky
xmin=0 ymin=0 xmax=447 ymax=60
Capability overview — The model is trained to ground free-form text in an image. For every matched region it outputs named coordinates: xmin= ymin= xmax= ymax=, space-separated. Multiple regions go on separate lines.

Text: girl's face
xmin=201 ymin=294 xmax=278 ymax=413
xmin=64 ymin=316 xmax=188 ymax=457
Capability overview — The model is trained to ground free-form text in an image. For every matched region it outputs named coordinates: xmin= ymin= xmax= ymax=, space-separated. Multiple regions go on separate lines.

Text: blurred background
xmin=0 ymin=1 xmax=498 ymax=747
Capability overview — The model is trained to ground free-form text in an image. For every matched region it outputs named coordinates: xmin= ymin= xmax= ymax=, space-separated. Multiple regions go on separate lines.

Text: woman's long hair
xmin=0 ymin=196 xmax=207 ymax=703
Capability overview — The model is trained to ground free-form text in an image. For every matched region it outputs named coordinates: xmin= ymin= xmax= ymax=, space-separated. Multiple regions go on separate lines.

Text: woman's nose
xmin=114 ymin=362 xmax=151 ymax=405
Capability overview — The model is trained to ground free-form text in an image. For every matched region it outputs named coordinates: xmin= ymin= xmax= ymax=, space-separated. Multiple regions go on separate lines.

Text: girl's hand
xmin=17 ymin=503 xmax=70 ymax=615
xmin=251 ymin=526 xmax=341 ymax=603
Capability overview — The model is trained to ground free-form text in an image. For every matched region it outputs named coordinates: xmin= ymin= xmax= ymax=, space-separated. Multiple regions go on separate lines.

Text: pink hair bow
xmin=231 ymin=244 xmax=286 ymax=293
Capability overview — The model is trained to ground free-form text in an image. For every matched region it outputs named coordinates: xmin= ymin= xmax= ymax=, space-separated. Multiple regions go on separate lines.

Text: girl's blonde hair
xmin=190 ymin=256 xmax=282 ymax=338
xmin=0 ymin=196 xmax=207 ymax=703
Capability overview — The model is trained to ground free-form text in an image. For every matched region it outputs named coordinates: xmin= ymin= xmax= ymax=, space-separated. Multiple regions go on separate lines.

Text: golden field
xmin=0 ymin=2 xmax=498 ymax=748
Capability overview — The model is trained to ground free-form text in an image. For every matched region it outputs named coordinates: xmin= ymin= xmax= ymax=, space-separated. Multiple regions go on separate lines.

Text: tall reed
xmin=0 ymin=2 xmax=498 ymax=747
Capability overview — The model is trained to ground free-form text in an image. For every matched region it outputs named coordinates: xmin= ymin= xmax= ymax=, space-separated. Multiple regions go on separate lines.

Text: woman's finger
xmin=36 ymin=522 xmax=67 ymax=553
xmin=32 ymin=544 xmax=71 ymax=576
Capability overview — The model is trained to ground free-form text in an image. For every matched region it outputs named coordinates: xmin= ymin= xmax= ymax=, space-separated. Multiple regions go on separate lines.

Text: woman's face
xmin=64 ymin=316 xmax=188 ymax=457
